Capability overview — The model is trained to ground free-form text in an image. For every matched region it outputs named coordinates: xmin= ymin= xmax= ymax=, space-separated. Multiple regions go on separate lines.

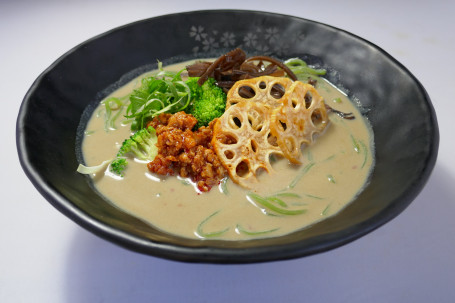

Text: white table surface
xmin=2 ymin=0 xmax=454 ymax=302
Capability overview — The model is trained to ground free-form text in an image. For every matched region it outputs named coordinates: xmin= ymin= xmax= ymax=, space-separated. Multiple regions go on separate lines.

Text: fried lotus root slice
xmin=271 ymin=81 xmax=329 ymax=164
xmin=226 ymin=76 xmax=293 ymax=109
xmin=212 ymin=101 xmax=283 ymax=188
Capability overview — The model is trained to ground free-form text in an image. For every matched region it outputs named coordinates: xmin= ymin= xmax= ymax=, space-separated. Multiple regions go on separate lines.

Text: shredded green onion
xmin=126 ymin=64 xmax=191 ymax=130
xmin=306 ymin=150 xmax=314 ymax=162
xmin=236 ymin=224 xmax=279 ymax=236
xmin=266 ymin=196 xmax=289 ymax=208
xmin=180 ymin=178 xmax=191 ymax=186
xmin=219 ymin=177 xmax=229 ymax=195
xmin=305 ymin=194 xmax=324 ymax=200
xmin=321 ymin=204 xmax=331 ymax=216
xmin=359 ymin=140 xmax=368 ymax=169
xmin=351 ymin=134 xmax=360 ymax=153
xmin=247 ymin=193 xmax=306 ymax=216
xmin=284 ymin=58 xmax=327 ymax=80
xmin=322 ymin=154 xmax=336 ymax=162
xmin=288 ymin=162 xmax=315 ymax=189
xmin=271 ymin=192 xmax=301 ymax=199
xmin=101 ymin=97 xmax=127 ymax=131
xmin=195 ymin=210 xmax=229 ymax=238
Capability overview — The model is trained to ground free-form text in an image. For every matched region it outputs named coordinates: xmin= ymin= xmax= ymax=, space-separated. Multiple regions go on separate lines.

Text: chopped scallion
xmin=247 ymin=193 xmax=306 ymax=216
xmin=195 ymin=210 xmax=229 ymax=238
xmin=236 ymin=224 xmax=280 ymax=236
xmin=359 ymin=140 xmax=368 ymax=169
xmin=288 ymin=162 xmax=315 ymax=189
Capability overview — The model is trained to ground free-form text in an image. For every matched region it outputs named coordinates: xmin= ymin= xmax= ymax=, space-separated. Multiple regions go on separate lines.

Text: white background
xmin=2 ymin=0 xmax=455 ymax=302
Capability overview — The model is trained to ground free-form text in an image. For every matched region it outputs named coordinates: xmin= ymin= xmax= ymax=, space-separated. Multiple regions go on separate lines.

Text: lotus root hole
xmin=219 ymin=134 xmax=238 ymax=145
xmin=259 ymin=81 xmax=266 ymax=89
xmin=279 ymin=119 xmax=287 ymax=131
xmin=229 ymin=115 xmax=242 ymax=129
xmin=271 ymin=83 xmax=285 ymax=99
xmin=251 ymin=139 xmax=258 ymax=153
xmin=305 ymin=92 xmax=313 ymax=108
xmin=235 ymin=161 xmax=250 ymax=177
xmin=267 ymin=133 xmax=279 ymax=147
xmin=311 ymin=110 xmax=323 ymax=127
xmin=224 ymin=150 xmax=235 ymax=160
xmin=247 ymin=114 xmax=263 ymax=132
xmin=238 ymin=85 xmax=256 ymax=98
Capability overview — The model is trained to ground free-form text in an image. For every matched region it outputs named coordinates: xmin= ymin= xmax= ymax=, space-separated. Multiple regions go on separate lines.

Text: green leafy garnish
xmin=126 ymin=63 xmax=191 ymax=130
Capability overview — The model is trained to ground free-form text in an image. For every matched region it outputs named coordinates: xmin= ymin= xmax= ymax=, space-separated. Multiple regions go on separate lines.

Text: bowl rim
xmin=16 ymin=9 xmax=439 ymax=263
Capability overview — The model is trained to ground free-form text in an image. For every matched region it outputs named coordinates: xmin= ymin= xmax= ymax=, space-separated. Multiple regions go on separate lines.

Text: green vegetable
xmin=359 ymin=140 xmax=368 ymax=169
xmin=288 ymin=162 xmax=315 ymax=189
xmin=284 ymin=58 xmax=326 ymax=81
xmin=321 ymin=203 xmax=331 ymax=216
xmin=101 ymin=97 xmax=127 ymax=131
xmin=110 ymin=158 xmax=128 ymax=177
xmin=247 ymin=192 xmax=306 ymax=216
xmin=351 ymin=134 xmax=360 ymax=153
xmin=270 ymin=192 xmax=301 ymax=199
xmin=109 ymin=126 xmax=158 ymax=176
xmin=350 ymin=135 xmax=369 ymax=169
xmin=196 ymin=210 xmax=230 ymax=238
xmin=236 ymin=224 xmax=279 ymax=236
xmin=116 ymin=126 xmax=158 ymax=161
xmin=126 ymin=63 xmax=191 ymax=130
xmin=184 ymin=77 xmax=227 ymax=128
xmin=219 ymin=177 xmax=229 ymax=195
xmin=305 ymin=194 xmax=324 ymax=200
xmin=77 ymin=126 xmax=157 ymax=177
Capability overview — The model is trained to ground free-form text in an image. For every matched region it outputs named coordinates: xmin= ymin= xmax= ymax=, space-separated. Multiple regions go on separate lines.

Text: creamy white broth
xmin=81 ymin=60 xmax=374 ymax=240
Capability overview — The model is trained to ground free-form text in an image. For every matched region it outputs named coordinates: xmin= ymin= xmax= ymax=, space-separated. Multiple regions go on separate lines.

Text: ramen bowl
xmin=16 ymin=10 xmax=438 ymax=263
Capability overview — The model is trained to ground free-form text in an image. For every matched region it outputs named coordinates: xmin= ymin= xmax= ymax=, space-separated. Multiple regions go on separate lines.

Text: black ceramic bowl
xmin=16 ymin=10 xmax=438 ymax=263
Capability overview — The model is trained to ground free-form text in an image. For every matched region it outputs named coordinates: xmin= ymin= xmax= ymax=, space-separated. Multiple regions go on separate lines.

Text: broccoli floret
xmin=109 ymin=126 xmax=158 ymax=176
xmin=185 ymin=77 xmax=226 ymax=128
xmin=110 ymin=158 xmax=128 ymax=177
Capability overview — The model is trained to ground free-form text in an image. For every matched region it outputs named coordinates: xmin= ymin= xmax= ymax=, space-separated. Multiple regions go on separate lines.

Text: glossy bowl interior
xmin=16 ymin=10 xmax=438 ymax=263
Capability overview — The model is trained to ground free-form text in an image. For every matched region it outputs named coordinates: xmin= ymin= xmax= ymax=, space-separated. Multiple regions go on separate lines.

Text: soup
xmin=80 ymin=59 xmax=374 ymax=240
